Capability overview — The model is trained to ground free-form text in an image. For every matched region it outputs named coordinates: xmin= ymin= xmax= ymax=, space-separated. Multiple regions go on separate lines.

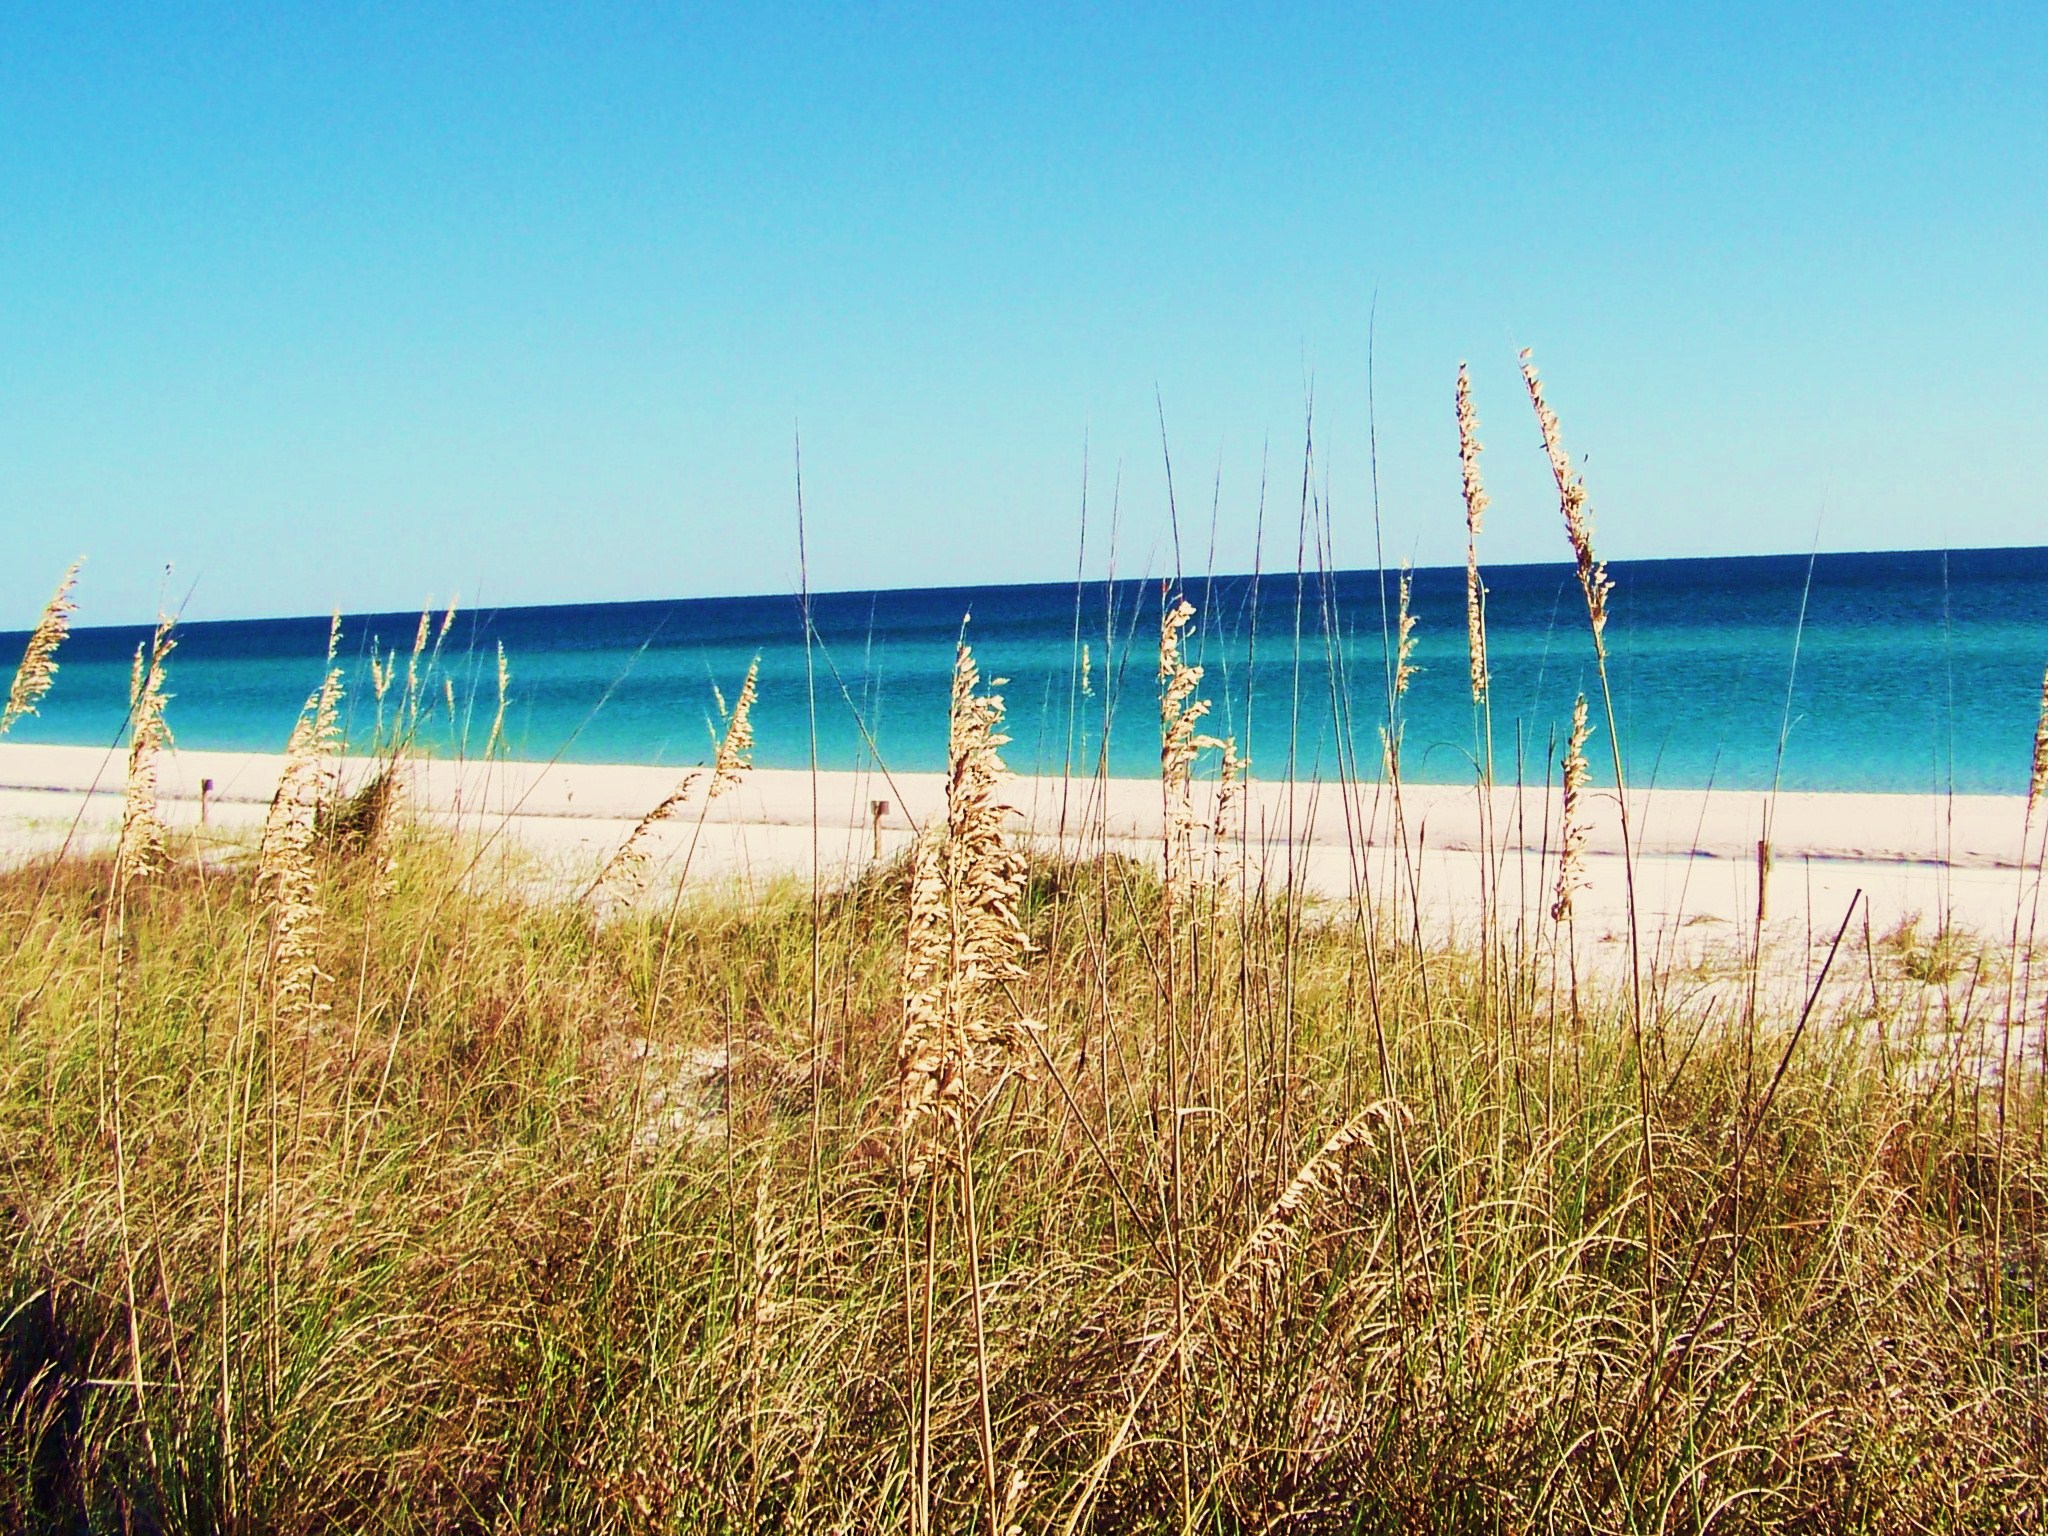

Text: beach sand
xmin=4 ymin=740 xmax=2035 ymax=962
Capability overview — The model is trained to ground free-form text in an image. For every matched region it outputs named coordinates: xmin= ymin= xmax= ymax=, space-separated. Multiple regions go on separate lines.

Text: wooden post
xmin=871 ymin=799 xmax=890 ymax=860
xmin=200 ymin=777 xmax=214 ymax=827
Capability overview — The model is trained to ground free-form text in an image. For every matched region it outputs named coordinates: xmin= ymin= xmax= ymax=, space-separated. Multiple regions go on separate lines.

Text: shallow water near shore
xmin=7 ymin=545 xmax=2046 ymax=794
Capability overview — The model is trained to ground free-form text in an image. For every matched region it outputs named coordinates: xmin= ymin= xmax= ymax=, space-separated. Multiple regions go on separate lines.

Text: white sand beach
xmin=4 ymin=740 xmax=2036 ymax=965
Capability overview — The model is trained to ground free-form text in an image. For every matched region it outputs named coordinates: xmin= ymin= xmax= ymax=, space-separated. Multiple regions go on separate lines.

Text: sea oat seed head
xmin=592 ymin=655 xmax=754 ymax=900
xmin=1551 ymin=693 xmax=1594 ymax=923
xmin=119 ymin=616 xmax=176 ymax=881
xmin=403 ymin=604 xmax=432 ymax=718
xmin=2030 ymin=662 xmax=2048 ymax=811
xmin=1457 ymin=368 xmax=1490 ymax=704
xmin=1457 ymin=365 xmax=1488 ymax=540
xmin=1159 ymin=594 xmax=1221 ymax=905
xmin=1393 ymin=565 xmax=1419 ymax=699
xmin=710 ymin=659 xmax=758 ymax=799
xmin=261 ymin=655 xmax=344 ymax=1030
xmin=1213 ymin=736 xmax=1243 ymax=838
xmin=595 ymin=771 xmax=705 ymax=903
xmin=897 ymin=642 xmax=1038 ymax=1150
xmin=2 ymin=559 xmax=82 ymax=736
xmin=1521 ymin=351 xmax=1613 ymax=642
xmin=484 ymin=642 xmax=511 ymax=759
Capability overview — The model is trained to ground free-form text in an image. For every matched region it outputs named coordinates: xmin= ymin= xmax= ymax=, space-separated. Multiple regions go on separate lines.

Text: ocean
xmin=5 ymin=547 xmax=2044 ymax=796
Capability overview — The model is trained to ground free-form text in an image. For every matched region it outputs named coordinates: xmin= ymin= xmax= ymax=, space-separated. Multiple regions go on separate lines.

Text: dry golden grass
xmin=5 ymin=813 xmax=2041 ymax=1534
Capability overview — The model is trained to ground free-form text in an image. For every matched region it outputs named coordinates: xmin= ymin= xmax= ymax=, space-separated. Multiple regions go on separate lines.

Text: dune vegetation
xmin=3 ymin=362 xmax=2046 ymax=1533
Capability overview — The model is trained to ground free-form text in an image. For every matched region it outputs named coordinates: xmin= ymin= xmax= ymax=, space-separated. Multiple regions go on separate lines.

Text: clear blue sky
xmin=5 ymin=2 xmax=2044 ymax=625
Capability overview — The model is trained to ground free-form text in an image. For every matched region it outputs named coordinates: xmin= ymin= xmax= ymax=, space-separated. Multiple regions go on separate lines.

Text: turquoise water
xmin=5 ymin=548 xmax=2044 ymax=794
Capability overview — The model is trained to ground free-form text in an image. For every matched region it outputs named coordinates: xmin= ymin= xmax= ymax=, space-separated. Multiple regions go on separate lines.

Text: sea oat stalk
xmin=1457 ymin=366 xmax=1504 ymax=1022
xmin=2 ymin=559 xmax=81 ymax=736
xmin=897 ymin=643 xmax=1039 ymax=1522
xmin=593 ymin=660 xmax=758 ymax=902
xmin=119 ymin=617 xmax=176 ymax=881
xmin=596 ymin=774 xmax=704 ymax=903
xmin=1523 ymin=349 xmax=1658 ymax=1341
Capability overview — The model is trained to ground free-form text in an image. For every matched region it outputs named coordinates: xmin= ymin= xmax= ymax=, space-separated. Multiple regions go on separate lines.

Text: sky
xmin=3 ymin=2 xmax=2045 ymax=626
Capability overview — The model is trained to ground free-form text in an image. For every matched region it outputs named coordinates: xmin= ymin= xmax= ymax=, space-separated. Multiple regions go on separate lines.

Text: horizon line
xmin=18 ymin=537 xmax=2047 ymax=638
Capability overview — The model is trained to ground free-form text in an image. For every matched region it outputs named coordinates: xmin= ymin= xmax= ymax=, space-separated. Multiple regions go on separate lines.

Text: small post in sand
xmin=200 ymin=777 xmax=214 ymax=827
xmin=871 ymin=799 xmax=890 ymax=860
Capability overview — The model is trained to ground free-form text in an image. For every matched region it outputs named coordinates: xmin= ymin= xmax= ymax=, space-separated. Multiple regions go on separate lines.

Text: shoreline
xmin=4 ymin=742 xmax=2039 ymax=975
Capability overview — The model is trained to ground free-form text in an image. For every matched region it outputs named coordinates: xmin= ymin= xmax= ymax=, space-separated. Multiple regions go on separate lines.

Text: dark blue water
xmin=5 ymin=548 xmax=2044 ymax=794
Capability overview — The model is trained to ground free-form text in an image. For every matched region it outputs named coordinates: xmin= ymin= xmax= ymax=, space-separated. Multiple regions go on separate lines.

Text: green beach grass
xmin=3 ymin=805 xmax=2045 ymax=1532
